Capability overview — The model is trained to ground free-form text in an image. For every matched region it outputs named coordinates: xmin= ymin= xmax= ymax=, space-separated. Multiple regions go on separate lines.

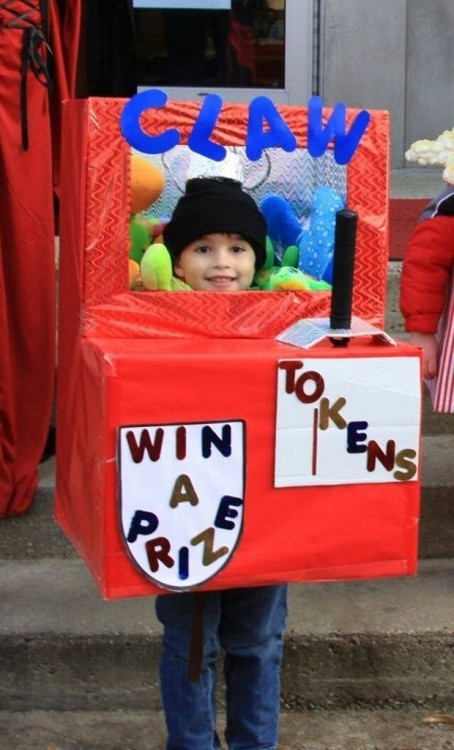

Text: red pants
xmin=0 ymin=3 xmax=56 ymax=515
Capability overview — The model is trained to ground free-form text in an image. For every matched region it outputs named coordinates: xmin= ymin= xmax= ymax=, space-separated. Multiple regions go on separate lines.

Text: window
xmin=133 ymin=0 xmax=313 ymax=104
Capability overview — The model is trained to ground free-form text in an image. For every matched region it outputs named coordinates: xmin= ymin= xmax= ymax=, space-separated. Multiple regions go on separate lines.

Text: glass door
xmin=133 ymin=0 xmax=313 ymax=104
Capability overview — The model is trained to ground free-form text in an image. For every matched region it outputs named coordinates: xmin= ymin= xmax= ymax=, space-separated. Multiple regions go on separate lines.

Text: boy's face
xmin=174 ymin=232 xmax=256 ymax=291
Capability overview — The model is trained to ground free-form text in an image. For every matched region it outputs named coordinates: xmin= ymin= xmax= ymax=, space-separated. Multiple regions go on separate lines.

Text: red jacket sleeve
xmin=399 ymin=215 xmax=454 ymax=333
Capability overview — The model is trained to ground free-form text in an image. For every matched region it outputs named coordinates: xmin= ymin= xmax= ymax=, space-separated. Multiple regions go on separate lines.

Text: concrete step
xmin=1 ymin=439 xmax=453 ymax=713
xmin=1 ymin=454 xmax=452 ymax=714
xmin=1 ymin=557 xmax=453 ymax=714
xmin=2 ymin=705 xmax=454 ymax=750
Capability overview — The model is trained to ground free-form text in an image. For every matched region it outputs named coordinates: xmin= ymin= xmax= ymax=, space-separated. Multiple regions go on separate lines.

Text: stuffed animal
xmin=130 ymin=154 xmax=165 ymax=213
xmin=129 ymin=258 xmax=140 ymax=288
xmin=128 ymin=155 xmax=166 ymax=287
xmin=140 ymin=243 xmax=191 ymax=291
xmin=129 ymin=213 xmax=151 ymax=265
xmin=254 ymin=265 xmax=331 ymax=292
xmin=261 ymin=186 xmax=345 ymax=283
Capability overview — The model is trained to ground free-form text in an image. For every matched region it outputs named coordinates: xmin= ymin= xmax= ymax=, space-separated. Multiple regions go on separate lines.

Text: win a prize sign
xmin=118 ymin=421 xmax=245 ymax=590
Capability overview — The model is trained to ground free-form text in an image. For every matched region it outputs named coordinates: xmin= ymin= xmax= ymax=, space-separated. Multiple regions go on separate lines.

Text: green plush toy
xmin=253 ymin=233 xmax=332 ymax=291
xmin=281 ymin=244 xmax=300 ymax=268
xmin=129 ymin=214 xmax=151 ymax=265
xmin=254 ymin=265 xmax=332 ymax=292
xmin=140 ymin=243 xmax=192 ymax=291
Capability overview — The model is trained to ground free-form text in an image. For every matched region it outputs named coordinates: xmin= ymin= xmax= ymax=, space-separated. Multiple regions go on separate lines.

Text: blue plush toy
xmin=261 ymin=186 xmax=345 ymax=283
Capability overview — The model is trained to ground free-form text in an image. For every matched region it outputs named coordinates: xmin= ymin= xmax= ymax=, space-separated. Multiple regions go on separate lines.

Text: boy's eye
xmin=231 ymin=245 xmax=246 ymax=253
xmin=195 ymin=245 xmax=211 ymax=254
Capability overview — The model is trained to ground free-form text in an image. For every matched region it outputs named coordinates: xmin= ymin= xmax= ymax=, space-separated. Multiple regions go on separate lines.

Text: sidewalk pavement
xmin=1 ymin=706 xmax=454 ymax=750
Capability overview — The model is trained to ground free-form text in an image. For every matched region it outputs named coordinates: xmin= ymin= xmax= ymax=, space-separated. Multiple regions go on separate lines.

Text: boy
xmin=158 ymin=176 xmax=288 ymax=750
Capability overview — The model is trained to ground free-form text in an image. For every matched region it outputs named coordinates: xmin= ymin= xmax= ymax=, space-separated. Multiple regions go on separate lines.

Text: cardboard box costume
xmin=56 ymin=97 xmax=422 ymax=598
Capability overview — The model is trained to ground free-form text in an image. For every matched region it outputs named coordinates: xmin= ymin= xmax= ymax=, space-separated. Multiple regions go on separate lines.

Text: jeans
xmin=156 ymin=584 xmax=288 ymax=750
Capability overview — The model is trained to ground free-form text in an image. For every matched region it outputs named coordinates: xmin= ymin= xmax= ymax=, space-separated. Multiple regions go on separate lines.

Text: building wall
xmin=319 ymin=0 xmax=454 ymax=167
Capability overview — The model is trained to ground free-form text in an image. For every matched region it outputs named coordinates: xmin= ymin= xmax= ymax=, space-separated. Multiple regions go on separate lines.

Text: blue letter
xmin=246 ymin=96 xmax=297 ymax=161
xmin=127 ymin=510 xmax=159 ymax=543
xmin=347 ymin=421 xmax=368 ymax=453
xmin=202 ymin=424 xmax=232 ymax=458
xmin=188 ymin=94 xmax=227 ymax=162
xmin=307 ymin=95 xmax=370 ymax=165
xmin=214 ymin=495 xmax=243 ymax=530
xmin=178 ymin=546 xmax=189 ymax=580
xmin=120 ymin=89 xmax=180 ymax=154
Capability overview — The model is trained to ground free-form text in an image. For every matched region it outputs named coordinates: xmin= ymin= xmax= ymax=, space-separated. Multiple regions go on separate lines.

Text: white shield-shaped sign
xmin=118 ymin=420 xmax=245 ymax=590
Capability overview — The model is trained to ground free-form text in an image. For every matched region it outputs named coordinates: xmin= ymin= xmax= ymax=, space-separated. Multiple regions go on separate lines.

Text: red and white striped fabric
xmin=429 ymin=273 xmax=454 ymax=412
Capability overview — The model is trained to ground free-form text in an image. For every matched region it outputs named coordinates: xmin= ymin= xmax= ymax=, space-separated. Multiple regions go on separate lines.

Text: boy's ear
xmin=173 ymin=259 xmax=184 ymax=279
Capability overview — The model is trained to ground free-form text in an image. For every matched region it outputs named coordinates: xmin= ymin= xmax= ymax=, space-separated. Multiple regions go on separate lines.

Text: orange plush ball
xmin=130 ymin=155 xmax=165 ymax=214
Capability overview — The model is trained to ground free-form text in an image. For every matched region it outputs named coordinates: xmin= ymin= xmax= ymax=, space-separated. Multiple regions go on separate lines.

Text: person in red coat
xmin=399 ymin=186 xmax=454 ymax=381
xmin=0 ymin=1 xmax=56 ymax=517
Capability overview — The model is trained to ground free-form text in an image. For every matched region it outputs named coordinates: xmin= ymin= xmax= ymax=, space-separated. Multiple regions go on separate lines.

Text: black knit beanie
xmin=163 ymin=177 xmax=267 ymax=269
